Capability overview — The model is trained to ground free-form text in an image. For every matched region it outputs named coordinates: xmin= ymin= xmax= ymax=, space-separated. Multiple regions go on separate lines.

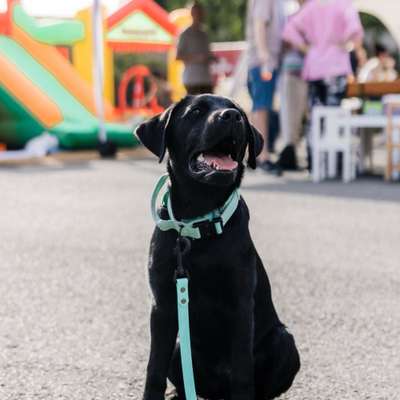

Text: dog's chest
xmin=185 ymin=245 xmax=251 ymax=316
xmin=184 ymin=256 xmax=248 ymax=355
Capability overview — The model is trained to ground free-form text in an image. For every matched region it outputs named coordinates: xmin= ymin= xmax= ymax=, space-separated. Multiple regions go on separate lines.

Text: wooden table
xmin=347 ymin=80 xmax=400 ymax=98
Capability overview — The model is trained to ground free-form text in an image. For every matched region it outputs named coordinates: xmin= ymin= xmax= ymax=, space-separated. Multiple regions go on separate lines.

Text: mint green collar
xmin=151 ymin=174 xmax=240 ymax=240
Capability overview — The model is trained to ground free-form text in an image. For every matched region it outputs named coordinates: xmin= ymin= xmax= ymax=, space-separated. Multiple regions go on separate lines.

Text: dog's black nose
xmin=218 ymin=109 xmax=242 ymax=123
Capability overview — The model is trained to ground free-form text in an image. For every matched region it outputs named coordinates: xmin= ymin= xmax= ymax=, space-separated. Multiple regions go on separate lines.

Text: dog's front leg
xmin=230 ymin=285 xmax=255 ymax=400
xmin=143 ymin=303 xmax=177 ymax=400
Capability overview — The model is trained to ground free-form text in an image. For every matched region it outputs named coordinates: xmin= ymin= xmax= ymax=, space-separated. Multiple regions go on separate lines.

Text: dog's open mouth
xmin=190 ymin=137 xmax=239 ymax=175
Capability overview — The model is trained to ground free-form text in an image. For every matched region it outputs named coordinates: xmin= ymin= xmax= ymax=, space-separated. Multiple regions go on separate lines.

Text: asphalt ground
xmin=1 ymin=155 xmax=399 ymax=399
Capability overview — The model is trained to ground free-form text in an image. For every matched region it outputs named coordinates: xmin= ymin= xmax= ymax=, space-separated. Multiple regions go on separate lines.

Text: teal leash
xmin=174 ymin=237 xmax=197 ymax=400
xmin=150 ymin=175 xmax=241 ymax=400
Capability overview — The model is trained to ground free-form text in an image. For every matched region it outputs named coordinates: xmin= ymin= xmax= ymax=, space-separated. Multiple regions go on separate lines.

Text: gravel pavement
xmin=1 ymin=157 xmax=399 ymax=400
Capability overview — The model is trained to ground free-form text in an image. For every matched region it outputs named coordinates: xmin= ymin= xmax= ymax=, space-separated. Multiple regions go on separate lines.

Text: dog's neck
xmin=167 ymin=163 xmax=238 ymax=220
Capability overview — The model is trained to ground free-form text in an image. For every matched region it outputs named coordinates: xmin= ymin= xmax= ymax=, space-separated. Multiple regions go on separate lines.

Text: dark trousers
xmin=185 ymin=85 xmax=214 ymax=95
xmin=308 ymin=75 xmax=348 ymax=108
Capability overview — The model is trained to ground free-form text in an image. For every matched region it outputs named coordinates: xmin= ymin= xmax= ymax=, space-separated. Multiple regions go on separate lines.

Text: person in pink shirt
xmin=283 ymin=0 xmax=364 ymax=169
xmin=284 ymin=0 xmax=363 ymax=83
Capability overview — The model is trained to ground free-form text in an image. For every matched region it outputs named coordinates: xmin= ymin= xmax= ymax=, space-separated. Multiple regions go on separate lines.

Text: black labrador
xmin=136 ymin=94 xmax=300 ymax=400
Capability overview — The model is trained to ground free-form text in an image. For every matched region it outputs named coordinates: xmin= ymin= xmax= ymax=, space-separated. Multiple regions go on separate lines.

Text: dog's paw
xmin=165 ymin=387 xmax=179 ymax=400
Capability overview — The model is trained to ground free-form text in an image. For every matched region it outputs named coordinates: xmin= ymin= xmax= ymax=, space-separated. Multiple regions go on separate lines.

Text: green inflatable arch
xmin=13 ymin=4 xmax=84 ymax=45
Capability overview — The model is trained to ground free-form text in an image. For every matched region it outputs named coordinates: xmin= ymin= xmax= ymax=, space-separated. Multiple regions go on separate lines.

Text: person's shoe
xmin=277 ymin=144 xmax=298 ymax=171
xmin=258 ymin=160 xmax=283 ymax=176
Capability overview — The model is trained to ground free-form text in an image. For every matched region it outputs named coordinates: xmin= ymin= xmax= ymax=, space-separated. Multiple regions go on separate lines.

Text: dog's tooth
xmin=197 ymin=153 xmax=204 ymax=162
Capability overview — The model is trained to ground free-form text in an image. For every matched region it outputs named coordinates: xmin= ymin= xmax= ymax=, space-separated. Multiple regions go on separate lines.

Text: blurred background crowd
xmin=1 ymin=0 xmax=400 ymax=181
xmin=171 ymin=0 xmax=400 ymax=177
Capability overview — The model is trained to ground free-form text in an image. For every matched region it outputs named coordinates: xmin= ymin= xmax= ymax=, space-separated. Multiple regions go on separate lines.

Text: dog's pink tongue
xmin=204 ymin=153 xmax=238 ymax=170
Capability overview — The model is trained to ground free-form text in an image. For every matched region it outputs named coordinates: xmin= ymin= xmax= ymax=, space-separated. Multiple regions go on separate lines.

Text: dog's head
xmin=135 ymin=94 xmax=263 ymax=187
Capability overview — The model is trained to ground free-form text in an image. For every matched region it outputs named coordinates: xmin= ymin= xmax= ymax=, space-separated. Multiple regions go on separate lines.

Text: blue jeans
xmin=247 ymin=67 xmax=278 ymax=111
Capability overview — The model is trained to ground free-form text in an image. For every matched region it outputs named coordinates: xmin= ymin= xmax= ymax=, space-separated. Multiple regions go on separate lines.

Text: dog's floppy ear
xmin=243 ymin=113 xmax=264 ymax=169
xmin=134 ymin=104 xmax=175 ymax=163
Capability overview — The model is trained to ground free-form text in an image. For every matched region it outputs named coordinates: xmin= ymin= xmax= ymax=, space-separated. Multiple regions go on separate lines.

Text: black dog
xmin=136 ymin=94 xmax=300 ymax=400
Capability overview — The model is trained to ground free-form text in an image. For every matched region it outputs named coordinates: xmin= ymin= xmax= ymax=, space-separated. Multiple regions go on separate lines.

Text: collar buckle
xmin=151 ymin=174 xmax=240 ymax=240
xmin=193 ymin=216 xmax=222 ymax=239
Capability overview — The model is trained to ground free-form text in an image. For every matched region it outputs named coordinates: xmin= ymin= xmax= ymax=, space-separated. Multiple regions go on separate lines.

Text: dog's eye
xmin=190 ymin=107 xmax=201 ymax=116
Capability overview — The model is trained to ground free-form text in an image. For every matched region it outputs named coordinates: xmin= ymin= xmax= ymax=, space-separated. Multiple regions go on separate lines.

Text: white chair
xmin=311 ymin=106 xmax=357 ymax=183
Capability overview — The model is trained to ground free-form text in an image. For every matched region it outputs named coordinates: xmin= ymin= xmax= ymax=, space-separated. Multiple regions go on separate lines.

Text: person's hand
xmin=261 ymin=70 xmax=273 ymax=81
xmin=337 ymin=41 xmax=349 ymax=51
xmin=299 ymin=44 xmax=309 ymax=54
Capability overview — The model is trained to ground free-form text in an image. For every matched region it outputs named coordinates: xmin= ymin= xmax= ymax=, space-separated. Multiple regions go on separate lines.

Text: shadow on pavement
xmin=243 ymin=175 xmax=400 ymax=203
xmin=0 ymin=160 xmax=94 ymax=174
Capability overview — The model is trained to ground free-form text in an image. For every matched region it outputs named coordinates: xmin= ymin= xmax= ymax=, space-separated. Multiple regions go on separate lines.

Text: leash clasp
xmin=174 ymin=236 xmax=191 ymax=280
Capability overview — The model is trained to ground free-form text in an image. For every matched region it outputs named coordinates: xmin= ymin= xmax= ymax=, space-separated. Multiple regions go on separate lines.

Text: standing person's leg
xmin=306 ymin=80 xmax=326 ymax=171
xmin=185 ymin=85 xmax=214 ymax=95
xmin=279 ymin=71 xmax=291 ymax=147
xmin=247 ymin=66 xmax=281 ymax=174
xmin=326 ymin=75 xmax=347 ymax=106
xmin=248 ymin=66 xmax=269 ymax=162
xmin=252 ymin=110 xmax=269 ymax=161
xmin=309 ymin=80 xmax=327 ymax=108
xmin=278 ymin=73 xmax=308 ymax=170
xmin=293 ymin=76 xmax=308 ymax=145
